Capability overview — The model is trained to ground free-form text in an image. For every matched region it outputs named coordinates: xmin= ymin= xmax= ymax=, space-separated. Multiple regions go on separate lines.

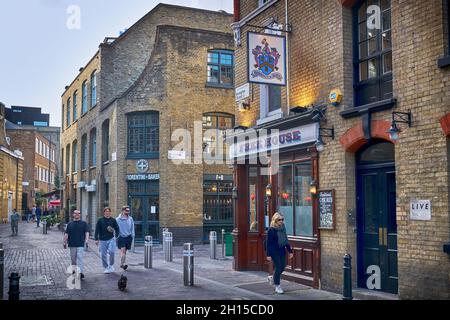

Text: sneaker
xmin=120 ymin=265 xmax=128 ymax=270
xmin=275 ymin=285 xmax=284 ymax=294
xmin=104 ymin=268 xmax=111 ymax=274
xmin=108 ymin=265 xmax=115 ymax=273
xmin=267 ymin=275 xmax=274 ymax=286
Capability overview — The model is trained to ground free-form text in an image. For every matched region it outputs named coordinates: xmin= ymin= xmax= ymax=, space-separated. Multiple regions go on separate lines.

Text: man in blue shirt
xmin=116 ymin=206 xmax=135 ymax=271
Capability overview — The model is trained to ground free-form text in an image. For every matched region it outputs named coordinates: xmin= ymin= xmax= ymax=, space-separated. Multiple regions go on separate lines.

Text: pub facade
xmin=230 ymin=0 xmax=449 ymax=299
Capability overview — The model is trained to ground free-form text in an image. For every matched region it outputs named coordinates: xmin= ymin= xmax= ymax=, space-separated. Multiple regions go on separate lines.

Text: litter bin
xmin=225 ymin=233 xmax=233 ymax=257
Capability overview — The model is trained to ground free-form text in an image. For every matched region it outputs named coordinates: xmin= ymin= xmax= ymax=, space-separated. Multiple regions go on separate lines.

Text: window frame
xmin=66 ymin=98 xmax=71 ymax=128
xmin=102 ymin=119 xmax=110 ymax=164
xmin=206 ymin=49 xmax=234 ymax=88
xmin=202 ymin=112 xmax=235 ymax=159
xmin=82 ymin=81 xmax=88 ymax=114
xmin=81 ymin=134 xmax=88 ymax=170
xmin=439 ymin=0 xmax=450 ymax=67
xmin=127 ymin=112 xmax=160 ymax=159
xmin=90 ymin=71 xmax=97 ymax=108
xmin=89 ymin=128 xmax=97 ymax=167
xmin=73 ymin=91 xmax=78 ymax=122
xmin=353 ymin=0 xmax=393 ymax=107
xmin=72 ymin=140 xmax=78 ymax=173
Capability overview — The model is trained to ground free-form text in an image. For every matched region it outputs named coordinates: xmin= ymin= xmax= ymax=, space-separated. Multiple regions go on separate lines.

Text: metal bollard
xmin=343 ymin=253 xmax=353 ymax=300
xmin=0 ymin=248 xmax=4 ymax=300
xmin=42 ymin=221 xmax=47 ymax=234
xmin=183 ymin=243 xmax=194 ymax=286
xmin=144 ymin=236 xmax=153 ymax=269
xmin=164 ymin=232 xmax=173 ymax=262
xmin=209 ymin=231 xmax=217 ymax=260
xmin=162 ymin=228 xmax=168 ymax=256
xmin=221 ymin=229 xmax=225 ymax=259
xmin=8 ymin=272 xmax=20 ymax=301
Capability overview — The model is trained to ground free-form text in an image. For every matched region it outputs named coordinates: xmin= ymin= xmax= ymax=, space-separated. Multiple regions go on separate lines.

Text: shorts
xmin=117 ymin=235 xmax=133 ymax=250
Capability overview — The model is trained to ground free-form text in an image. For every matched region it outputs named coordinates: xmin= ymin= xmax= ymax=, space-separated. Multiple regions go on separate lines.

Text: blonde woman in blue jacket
xmin=266 ymin=212 xmax=293 ymax=294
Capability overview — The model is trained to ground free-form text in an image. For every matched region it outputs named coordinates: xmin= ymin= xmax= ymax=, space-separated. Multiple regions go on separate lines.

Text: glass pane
xmin=358 ymin=3 xmax=367 ymax=22
xmin=202 ymin=116 xmax=213 ymax=128
xmin=359 ymin=22 xmax=367 ymax=42
xmin=130 ymin=197 xmax=143 ymax=221
xmin=277 ymin=165 xmax=293 ymax=235
xmin=359 ymin=41 xmax=368 ymax=59
xmin=382 ymin=10 xmax=391 ymax=31
xmin=368 ymin=0 xmax=379 ymax=7
xmin=147 ymin=196 xmax=159 ymax=222
xmin=220 ymin=66 xmax=233 ymax=85
xmin=383 ymin=52 xmax=392 ymax=73
xmin=368 ymin=35 xmax=377 ymax=55
xmin=368 ymin=58 xmax=377 ymax=78
xmin=207 ymin=65 xmax=219 ymax=83
xmin=363 ymin=175 xmax=377 ymax=233
xmin=381 ymin=0 xmax=391 ymax=10
xmin=217 ymin=116 xmax=233 ymax=129
xmin=382 ymin=31 xmax=391 ymax=50
xmin=358 ymin=142 xmax=394 ymax=163
xmin=294 ymin=163 xmax=313 ymax=237
xmin=220 ymin=53 xmax=233 ymax=66
xmin=268 ymin=85 xmax=282 ymax=112
xmin=248 ymin=167 xmax=258 ymax=231
xmin=359 ymin=61 xmax=368 ymax=81
xmin=208 ymin=52 xmax=219 ymax=64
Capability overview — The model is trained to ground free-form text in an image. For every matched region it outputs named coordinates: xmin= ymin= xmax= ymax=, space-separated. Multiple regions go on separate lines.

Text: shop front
xmin=230 ymin=112 xmax=321 ymax=288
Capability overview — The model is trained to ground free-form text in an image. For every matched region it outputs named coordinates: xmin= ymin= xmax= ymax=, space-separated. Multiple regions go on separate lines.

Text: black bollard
xmin=342 ymin=254 xmax=353 ymax=300
xmin=8 ymin=272 xmax=20 ymax=300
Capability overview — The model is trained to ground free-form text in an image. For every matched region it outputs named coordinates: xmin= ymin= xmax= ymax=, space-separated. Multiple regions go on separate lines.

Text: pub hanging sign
xmin=247 ymin=31 xmax=286 ymax=86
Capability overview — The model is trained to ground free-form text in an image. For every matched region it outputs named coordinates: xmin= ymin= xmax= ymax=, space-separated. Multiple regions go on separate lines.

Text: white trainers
xmin=267 ymin=275 xmax=274 ymax=286
xmin=104 ymin=268 xmax=111 ymax=274
xmin=275 ymin=285 xmax=284 ymax=294
xmin=108 ymin=265 xmax=115 ymax=273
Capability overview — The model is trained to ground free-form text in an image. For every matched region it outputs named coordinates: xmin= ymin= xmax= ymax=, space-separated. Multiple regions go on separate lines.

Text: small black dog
xmin=118 ymin=275 xmax=128 ymax=291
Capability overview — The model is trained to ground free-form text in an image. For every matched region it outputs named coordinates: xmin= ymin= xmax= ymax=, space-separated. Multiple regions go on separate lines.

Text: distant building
xmin=5 ymin=105 xmax=50 ymax=127
xmin=0 ymin=103 xmax=24 ymax=221
xmin=6 ymin=121 xmax=58 ymax=210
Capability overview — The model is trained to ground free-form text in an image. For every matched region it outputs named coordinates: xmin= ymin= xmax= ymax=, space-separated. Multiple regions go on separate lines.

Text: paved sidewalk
xmin=0 ymin=221 xmax=342 ymax=300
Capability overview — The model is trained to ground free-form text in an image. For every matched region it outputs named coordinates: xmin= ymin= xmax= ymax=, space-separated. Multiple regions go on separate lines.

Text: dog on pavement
xmin=118 ymin=274 xmax=128 ymax=291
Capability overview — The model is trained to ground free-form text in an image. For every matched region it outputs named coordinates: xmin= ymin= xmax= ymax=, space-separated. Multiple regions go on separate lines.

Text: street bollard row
xmin=164 ymin=232 xmax=173 ymax=262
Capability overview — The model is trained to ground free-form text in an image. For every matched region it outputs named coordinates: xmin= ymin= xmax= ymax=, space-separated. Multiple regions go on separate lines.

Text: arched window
xmin=72 ymin=140 xmax=78 ymax=173
xmin=90 ymin=71 xmax=97 ymax=108
xmin=354 ymin=0 xmax=392 ymax=106
xmin=102 ymin=119 xmax=110 ymax=163
xmin=82 ymin=80 xmax=88 ymax=114
xmin=89 ymin=128 xmax=97 ymax=167
xmin=81 ymin=134 xmax=88 ymax=170
xmin=73 ymin=91 xmax=78 ymax=122
xmin=202 ymin=112 xmax=234 ymax=158
xmin=127 ymin=112 xmax=159 ymax=158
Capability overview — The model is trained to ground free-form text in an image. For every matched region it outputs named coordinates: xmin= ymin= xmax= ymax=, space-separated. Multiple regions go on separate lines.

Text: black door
xmin=356 ymin=141 xmax=398 ymax=294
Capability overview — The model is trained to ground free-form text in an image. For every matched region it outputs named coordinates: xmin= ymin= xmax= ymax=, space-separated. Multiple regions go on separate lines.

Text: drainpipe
xmin=285 ymin=0 xmax=290 ymax=116
xmin=233 ymin=0 xmax=240 ymax=22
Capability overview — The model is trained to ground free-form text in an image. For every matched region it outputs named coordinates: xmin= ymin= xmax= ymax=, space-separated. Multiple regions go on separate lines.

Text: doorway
xmin=356 ymin=140 xmax=398 ymax=294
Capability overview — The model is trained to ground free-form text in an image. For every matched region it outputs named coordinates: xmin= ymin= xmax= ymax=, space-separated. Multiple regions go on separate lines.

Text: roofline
xmin=61 ymin=50 xmax=100 ymax=97
xmin=100 ymin=3 xmax=232 ymax=49
xmin=101 ymin=24 xmax=233 ymax=111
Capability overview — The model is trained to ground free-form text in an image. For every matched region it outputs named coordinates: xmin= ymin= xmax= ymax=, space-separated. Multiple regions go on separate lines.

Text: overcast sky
xmin=0 ymin=0 xmax=232 ymax=127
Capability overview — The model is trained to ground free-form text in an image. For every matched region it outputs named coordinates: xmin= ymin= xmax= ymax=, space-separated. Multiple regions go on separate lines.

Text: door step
xmin=352 ymin=288 xmax=399 ymax=300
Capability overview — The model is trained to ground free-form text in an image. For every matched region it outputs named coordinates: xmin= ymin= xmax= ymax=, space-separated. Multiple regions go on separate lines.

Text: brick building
xmin=6 ymin=122 xmax=57 ymax=210
xmin=0 ymin=103 xmax=23 ymax=221
xmin=60 ymin=4 xmax=235 ymax=244
xmin=230 ymin=0 xmax=449 ymax=299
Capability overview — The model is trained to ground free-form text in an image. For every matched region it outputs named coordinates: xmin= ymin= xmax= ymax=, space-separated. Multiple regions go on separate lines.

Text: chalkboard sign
xmin=318 ymin=189 xmax=335 ymax=229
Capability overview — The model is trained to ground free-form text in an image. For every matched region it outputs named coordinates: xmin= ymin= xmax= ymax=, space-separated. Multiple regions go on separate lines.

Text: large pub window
xmin=354 ymin=0 xmax=392 ymax=106
xmin=127 ymin=112 xmax=159 ymax=159
xmin=203 ymin=179 xmax=233 ymax=241
xmin=277 ymin=161 xmax=313 ymax=237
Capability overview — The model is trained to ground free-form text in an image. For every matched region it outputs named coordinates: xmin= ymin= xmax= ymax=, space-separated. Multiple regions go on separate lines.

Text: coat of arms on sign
xmin=252 ymin=38 xmax=282 ymax=80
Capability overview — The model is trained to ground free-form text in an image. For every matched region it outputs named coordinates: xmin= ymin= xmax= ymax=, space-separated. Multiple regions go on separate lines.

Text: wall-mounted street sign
xmin=410 ymin=200 xmax=431 ymax=221
xmin=168 ymin=150 xmax=186 ymax=160
xmin=235 ymin=83 xmax=250 ymax=102
xmin=247 ymin=32 xmax=286 ymax=86
xmin=126 ymin=173 xmax=160 ymax=181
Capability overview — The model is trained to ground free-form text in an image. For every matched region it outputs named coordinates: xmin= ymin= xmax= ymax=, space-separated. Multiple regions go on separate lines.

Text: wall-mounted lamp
xmin=265 ymin=184 xmax=272 ymax=198
xmin=310 ymin=180 xmax=318 ymax=195
xmin=387 ymin=110 xmax=412 ymax=141
xmin=232 ymin=186 xmax=238 ymax=199
xmin=315 ymin=127 xmax=335 ymax=153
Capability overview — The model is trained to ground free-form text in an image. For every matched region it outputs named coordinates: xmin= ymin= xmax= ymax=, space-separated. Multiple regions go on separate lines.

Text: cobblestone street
xmin=0 ymin=221 xmax=342 ymax=300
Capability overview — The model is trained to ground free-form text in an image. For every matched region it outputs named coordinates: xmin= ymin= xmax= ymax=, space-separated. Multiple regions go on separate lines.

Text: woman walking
xmin=266 ymin=212 xmax=293 ymax=294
